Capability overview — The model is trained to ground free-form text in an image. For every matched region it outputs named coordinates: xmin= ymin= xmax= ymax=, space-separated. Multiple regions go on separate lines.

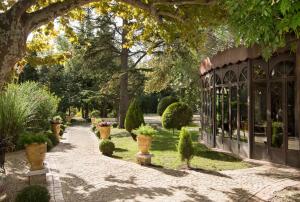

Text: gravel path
xmin=46 ymin=125 xmax=300 ymax=202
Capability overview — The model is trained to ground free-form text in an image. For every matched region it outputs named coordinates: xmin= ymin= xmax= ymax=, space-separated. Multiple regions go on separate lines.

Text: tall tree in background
xmin=0 ymin=0 xmax=225 ymax=87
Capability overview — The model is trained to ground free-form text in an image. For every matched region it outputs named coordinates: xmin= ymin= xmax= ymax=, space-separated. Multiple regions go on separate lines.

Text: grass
xmin=110 ymin=127 xmax=253 ymax=171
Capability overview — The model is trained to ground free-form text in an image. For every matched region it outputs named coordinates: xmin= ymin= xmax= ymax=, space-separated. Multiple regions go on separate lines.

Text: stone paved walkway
xmin=46 ymin=125 xmax=300 ymax=202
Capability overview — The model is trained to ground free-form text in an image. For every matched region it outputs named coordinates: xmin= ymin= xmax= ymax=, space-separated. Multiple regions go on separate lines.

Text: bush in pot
xmin=99 ymin=140 xmax=115 ymax=156
xmin=133 ymin=125 xmax=157 ymax=154
xmin=125 ymin=99 xmax=145 ymax=141
xmin=97 ymin=122 xmax=112 ymax=139
xmin=16 ymin=185 xmax=50 ymax=202
xmin=50 ymin=116 xmax=62 ymax=140
xmin=18 ymin=132 xmax=48 ymax=170
xmin=90 ymin=110 xmax=101 ymax=124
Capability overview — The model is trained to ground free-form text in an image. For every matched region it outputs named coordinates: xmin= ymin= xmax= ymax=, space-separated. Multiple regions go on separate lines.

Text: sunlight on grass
xmin=110 ymin=127 xmax=253 ymax=171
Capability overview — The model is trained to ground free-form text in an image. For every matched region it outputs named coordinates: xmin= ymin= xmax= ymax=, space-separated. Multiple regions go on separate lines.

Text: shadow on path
xmin=60 ymin=173 xmax=213 ymax=202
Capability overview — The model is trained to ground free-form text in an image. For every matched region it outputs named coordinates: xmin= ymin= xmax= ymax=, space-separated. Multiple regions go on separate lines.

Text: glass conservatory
xmin=199 ymin=44 xmax=300 ymax=167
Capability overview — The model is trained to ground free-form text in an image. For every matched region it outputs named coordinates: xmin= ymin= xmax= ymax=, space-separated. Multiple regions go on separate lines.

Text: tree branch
xmin=25 ymin=0 xmax=97 ymax=32
xmin=152 ymin=0 xmax=216 ymax=6
xmin=8 ymin=0 xmax=37 ymax=20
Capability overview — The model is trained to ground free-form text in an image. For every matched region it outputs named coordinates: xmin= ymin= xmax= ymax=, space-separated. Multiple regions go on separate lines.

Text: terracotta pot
xmin=25 ymin=143 xmax=46 ymax=171
xmin=51 ymin=123 xmax=61 ymax=140
xmin=99 ymin=126 xmax=111 ymax=139
xmin=137 ymin=135 xmax=152 ymax=154
xmin=91 ymin=118 xmax=96 ymax=125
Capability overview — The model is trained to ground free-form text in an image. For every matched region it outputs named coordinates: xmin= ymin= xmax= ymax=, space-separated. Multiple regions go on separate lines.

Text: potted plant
xmin=97 ymin=122 xmax=112 ymax=139
xmin=50 ymin=116 xmax=62 ymax=140
xmin=134 ymin=125 xmax=157 ymax=154
xmin=18 ymin=133 xmax=48 ymax=171
xmin=90 ymin=110 xmax=101 ymax=125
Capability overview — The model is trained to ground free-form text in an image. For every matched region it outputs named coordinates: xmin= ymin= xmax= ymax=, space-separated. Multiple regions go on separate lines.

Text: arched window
xmin=239 ymin=67 xmax=247 ymax=82
xmin=270 ymin=61 xmax=295 ymax=78
xmin=253 ymin=64 xmax=266 ymax=80
xmin=223 ymin=70 xmax=237 ymax=84
xmin=210 ymin=74 xmax=222 ymax=86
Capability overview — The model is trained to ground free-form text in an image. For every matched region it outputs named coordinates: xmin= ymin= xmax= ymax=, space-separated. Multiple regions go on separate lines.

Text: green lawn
xmin=109 ymin=127 xmax=253 ymax=171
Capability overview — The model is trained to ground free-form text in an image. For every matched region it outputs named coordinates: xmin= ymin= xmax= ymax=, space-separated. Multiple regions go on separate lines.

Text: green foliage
xmin=51 ymin=115 xmax=62 ymax=124
xmin=18 ymin=132 xmax=48 ymax=146
xmin=272 ymin=122 xmax=283 ymax=148
xmin=178 ymin=128 xmax=194 ymax=167
xmin=0 ymin=81 xmax=58 ymax=147
xmin=0 ymin=85 xmax=33 ymax=147
xmin=46 ymin=131 xmax=59 ymax=146
xmin=225 ymin=0 xmax=300 ymax=58
xmin=15 ymin=185 xmax=50 ymax=202
xmin=162 ymin=102 xmax=193 ymax=130
xmin=133 ymin=125 xmax=157 ymax=137
xmin=90 ymin=110 xmax=101 ymax=118
xmin=99 ymin=140 xmax=115 ymax=156
xmin=125 ymin=99 xmax=145 ymax=133
xmin=157 ymin=96 xmax=178 ymax=116
xmin=46 ymin=138 xmax=53 ymax=151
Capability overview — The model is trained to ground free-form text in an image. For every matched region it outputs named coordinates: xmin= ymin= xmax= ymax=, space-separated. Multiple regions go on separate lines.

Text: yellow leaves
xmin=27 ymin=22 xmax=59 ymax=53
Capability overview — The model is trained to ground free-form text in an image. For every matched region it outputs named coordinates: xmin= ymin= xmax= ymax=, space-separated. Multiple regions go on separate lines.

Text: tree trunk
xmin=0 ymin=13 xmax=28 ymax=88
xmin=118 ymin=19 xmax=129 ymax=128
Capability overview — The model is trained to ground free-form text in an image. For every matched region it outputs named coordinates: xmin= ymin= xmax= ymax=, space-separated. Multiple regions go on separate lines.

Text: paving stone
xmin=44 ymin=125 xmax=300 ymax=202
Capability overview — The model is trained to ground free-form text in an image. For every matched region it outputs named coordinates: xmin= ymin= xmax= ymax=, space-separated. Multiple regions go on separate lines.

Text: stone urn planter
xmin=66 ymin=115 xmax=72 ymax=123
xmin=25 ymin=143 xmax=47 ymax=171
xmin=51 ymin=116 xmax=62 ymax=140
xmin=135 ymin=125 xmax=157 ymax=155
xmin=97 ymin=122 xmax=112 ymax=139
xmin=91 ymin=118 xmax=96 ymax=125
xmin=137 ymin=135 xmax=152 ymax=154
xmin=99 ymin=127 xmax=111 ymax=139
xmin=19 ymin=133 xmax=48 ymax=171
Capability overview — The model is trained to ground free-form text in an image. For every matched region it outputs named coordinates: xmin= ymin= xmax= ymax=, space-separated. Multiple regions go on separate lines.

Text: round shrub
xmin=157 ymin=96 xmax=178 ymax=116
xmin=46 ymin=131 xmax=59 ymax=146
xmin=15 ymin=185 xmax=50 ymax=202
xmin=99 ymin=140 xmax=115 ymax=156
xmin=125 ymin=99 xmax=145 ymax=140
xmin=162 ymin=102 xmax=193 ymax=130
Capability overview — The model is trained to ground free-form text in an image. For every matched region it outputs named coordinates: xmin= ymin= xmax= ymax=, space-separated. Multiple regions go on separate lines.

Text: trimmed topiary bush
xmin=162 ymin=102 xmax=193 ymax=130
xmin=15 ymin=185 xmax=50 ymax=202
xmin=157 ymin=96 xmax=178 ymax=116
xmin=178 ymin=128 xmax=194 ymax=168
xmin=125 ymin=99 xmax=145 ymax=140
xmin=99 ymin=140 xmax=115 ymax=156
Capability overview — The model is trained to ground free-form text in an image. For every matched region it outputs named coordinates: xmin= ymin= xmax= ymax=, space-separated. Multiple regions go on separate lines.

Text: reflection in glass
xmin=253 ymin=65 xmax=266 ymax=80
xmin=231 ymin=86 xmax=238 ymax=140
xmin=270 ymin=82 xmax=283 ymax=148
xmin=239 ymin=84 xmax=248 ymax=143
xmin=223 ymin=87 xmax=230 ymax=138
xmin=254 ymin=83 xmax=267 ymax=145
xmin=216 ymin=87 xmax=222 ymax=136
xmin=287 ymin=82 xmax=300 ymax=150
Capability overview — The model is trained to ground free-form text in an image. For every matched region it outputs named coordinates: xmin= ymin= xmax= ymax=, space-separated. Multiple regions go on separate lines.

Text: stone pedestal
xmin=136 ymin=153 xmax=153 ymax=166
xmin=26 ymin=168 xmax=48 ymax=185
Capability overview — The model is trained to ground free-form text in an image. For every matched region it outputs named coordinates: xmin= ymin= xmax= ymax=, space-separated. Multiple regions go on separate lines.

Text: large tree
xmin=0 ymin=0 xmax=222 ymax=87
